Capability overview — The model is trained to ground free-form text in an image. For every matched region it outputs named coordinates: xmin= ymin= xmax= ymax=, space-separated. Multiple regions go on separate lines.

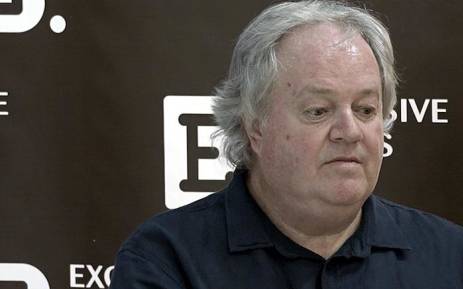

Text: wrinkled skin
xmin=248 ymin=23 xmax=384 ymax=236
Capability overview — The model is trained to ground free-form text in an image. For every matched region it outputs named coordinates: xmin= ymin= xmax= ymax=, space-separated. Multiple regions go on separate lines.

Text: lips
xmin=326 ymin=156 xmax=361 ymax=164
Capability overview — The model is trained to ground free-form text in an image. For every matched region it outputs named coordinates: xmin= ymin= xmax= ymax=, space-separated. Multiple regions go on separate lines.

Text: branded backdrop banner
xmin=1 ymin=0 xmax=462 ymax=288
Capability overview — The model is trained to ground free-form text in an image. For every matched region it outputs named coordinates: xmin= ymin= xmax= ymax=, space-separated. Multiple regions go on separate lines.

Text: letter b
xmin=0 ymin=263 xmax=50 ymax=289
xmin=0 ymin=0 xmax=45 ymax=33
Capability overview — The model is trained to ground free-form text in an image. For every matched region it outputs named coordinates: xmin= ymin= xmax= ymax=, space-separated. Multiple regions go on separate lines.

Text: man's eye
xmin=304 ymin=107 xmax=328 ymax=119
xmin=357 ymin=106 xmax=377 ymax=118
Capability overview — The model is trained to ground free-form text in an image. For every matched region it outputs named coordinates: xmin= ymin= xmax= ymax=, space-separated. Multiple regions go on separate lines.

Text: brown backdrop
xmin=0 ymin=0 xmax=461 ymax=288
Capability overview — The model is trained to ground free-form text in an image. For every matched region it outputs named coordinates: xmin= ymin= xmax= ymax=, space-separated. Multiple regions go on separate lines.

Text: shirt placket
xmin=320 ymin=259 xmax=341 ymax=289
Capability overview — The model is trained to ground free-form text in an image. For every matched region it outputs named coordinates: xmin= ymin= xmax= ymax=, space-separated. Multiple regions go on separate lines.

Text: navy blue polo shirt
xmin=110 ymin=170 xmax=463 ymax=289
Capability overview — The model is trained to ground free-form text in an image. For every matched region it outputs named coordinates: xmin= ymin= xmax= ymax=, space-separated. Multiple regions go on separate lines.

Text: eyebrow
xmin=298 ymin=85 xmax=381 ymax=99
xmin=358 ymin=89 xmax=381 ymax=98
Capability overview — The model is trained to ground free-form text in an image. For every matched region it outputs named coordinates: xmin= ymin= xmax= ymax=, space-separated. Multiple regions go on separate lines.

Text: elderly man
xmin=110 ymin=1 xmax=463 ymax=288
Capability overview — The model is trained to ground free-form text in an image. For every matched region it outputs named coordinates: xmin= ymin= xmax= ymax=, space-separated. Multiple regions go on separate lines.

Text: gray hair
xmin=213 ymin=0 xmax=398 ymax=168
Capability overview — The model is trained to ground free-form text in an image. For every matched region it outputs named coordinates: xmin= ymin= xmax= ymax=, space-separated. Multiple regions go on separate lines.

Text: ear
xmin=246 ymin=119 xmax=264 ymax=157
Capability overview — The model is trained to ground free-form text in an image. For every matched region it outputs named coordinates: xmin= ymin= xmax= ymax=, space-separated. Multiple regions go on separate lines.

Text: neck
xmin=247 ymin=170 xmax=364 ymax=259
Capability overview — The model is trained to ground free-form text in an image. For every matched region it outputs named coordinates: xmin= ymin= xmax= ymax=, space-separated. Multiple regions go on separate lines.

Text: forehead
xmin=274 ymin=23 xmax=381 ymax=94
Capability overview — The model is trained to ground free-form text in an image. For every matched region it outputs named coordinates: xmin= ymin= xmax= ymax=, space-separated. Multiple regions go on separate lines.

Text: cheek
xmin=364 ymin=121 xmax=385 ymax=163
xmin=374 ymin=123 xmax=385 ymax=154
xmin=260 ymin=128 xmax=303 ymax=167
xmin=275 ymin=131 xmax=323 ymax=169
xmin=261 ymin=132 xmax=291 ymax=164
xmin=259 ymin=111 xmax=325 ymax=168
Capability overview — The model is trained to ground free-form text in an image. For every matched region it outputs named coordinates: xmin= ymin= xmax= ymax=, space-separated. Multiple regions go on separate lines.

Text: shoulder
xmin=142 ymin=191 xmax=225 ymax=230
xmin=374 ymin=196 xmax=463 ymax=247
xmin=119 ymin=191 xmax=227 ymax=259
xmin=111 ymin=192 xmax=228 ymax=288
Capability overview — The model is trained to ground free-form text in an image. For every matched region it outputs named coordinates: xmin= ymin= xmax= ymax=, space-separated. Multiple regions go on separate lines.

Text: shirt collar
xmin=224 ymin=169 xmax=412 ymax=256
xmin=364 ymin=196 xmax=413 ymax=251
xmin=225 ymin=169 xmax=273 ymax=252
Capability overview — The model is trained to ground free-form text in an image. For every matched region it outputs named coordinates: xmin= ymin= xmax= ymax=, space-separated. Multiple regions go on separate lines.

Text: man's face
xmin=248 ymin=24 xmax=384 ymax=210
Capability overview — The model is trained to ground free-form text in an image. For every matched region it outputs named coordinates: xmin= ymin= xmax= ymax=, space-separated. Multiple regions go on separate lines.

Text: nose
xmin=329 ymin=109 xmax=363 ymax=143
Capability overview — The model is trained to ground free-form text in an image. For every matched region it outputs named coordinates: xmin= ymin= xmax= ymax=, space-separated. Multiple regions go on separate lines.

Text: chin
xmin=323 ymin=183 xmax=371 ymax=207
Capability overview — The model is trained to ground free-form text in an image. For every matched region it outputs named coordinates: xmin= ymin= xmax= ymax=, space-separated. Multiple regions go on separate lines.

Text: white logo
xmin=0 ymin=263 xmax=50 ymax=289
xmin=0 ymin=91 xmax=8 ymax=116
xmin=163 ymin=95 xmax=234 ymax=209
xmin=70 ymin=264 xmax=114 ymax=288
xmin=391 ymin=98 xmax=448 ymax=124
xmin=0 ymin=0 xmax=45 ymax=33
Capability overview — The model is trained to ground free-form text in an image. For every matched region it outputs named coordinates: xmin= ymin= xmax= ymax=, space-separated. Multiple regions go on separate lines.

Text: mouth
xmin=326 ymin=156 xmax=361 ymax=164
